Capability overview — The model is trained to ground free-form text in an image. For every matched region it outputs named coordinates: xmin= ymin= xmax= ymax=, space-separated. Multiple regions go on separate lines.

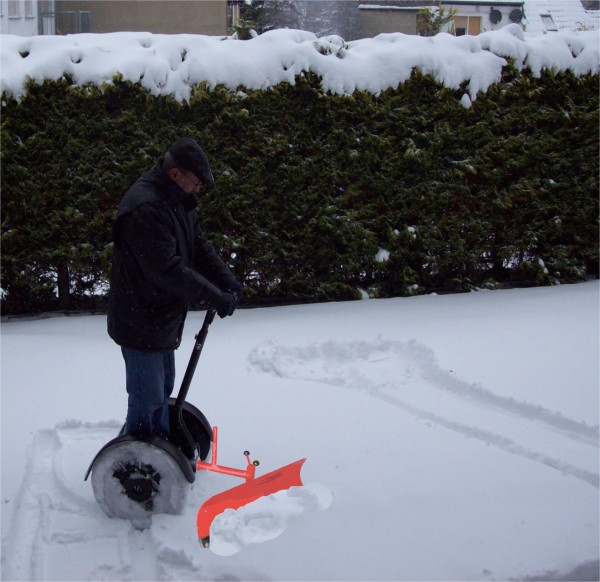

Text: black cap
xmin=168 ymin=138 xmax=215 ymax=188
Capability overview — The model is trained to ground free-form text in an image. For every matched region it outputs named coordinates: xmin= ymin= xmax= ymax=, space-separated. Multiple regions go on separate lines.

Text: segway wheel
xmin=90 ymin=439 xmax=189 ymax=529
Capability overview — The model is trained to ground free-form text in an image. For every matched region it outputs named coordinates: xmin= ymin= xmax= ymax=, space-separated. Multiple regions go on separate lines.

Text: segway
xmin=85 ymin=309 xmax=306 ymax=543
xmin=84 ymin=309 xmax=216 ymax=528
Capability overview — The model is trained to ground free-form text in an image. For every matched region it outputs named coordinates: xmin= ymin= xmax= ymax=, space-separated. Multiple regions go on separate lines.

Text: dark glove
xmin=229 ymin=282 xmax=244 ymax=301
xmin=215 ymin=292 xmax=237 ymax=319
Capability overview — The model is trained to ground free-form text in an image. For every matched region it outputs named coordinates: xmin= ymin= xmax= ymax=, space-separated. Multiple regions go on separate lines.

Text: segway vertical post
xmin=173 ymin=309 xmax=217 ymax=457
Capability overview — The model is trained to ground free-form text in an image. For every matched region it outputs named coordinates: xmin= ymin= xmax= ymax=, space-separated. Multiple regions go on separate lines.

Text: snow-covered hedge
xmin=1 ymin=28 xmax=598 ymax=314
xmin=1 ymin=25 xmax=598 ymax=101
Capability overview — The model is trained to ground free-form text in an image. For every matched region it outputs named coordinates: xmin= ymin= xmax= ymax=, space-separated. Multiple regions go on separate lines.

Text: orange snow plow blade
xmin=195 ymin=427 xmax=305 ymax=547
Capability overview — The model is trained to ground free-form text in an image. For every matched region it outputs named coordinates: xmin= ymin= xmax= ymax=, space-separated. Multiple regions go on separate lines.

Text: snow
xmin=1 ymin=282 xmax=598 ymax=581
xmin=1 ymin=24 xmax=598 ymax=102
xmin=376 ymin=247 xmax=390 ymax=262
xmin=523 ymin=0 xmax=600 ymax=35
xmin=209 ymin=483 xmax=333 ymax=557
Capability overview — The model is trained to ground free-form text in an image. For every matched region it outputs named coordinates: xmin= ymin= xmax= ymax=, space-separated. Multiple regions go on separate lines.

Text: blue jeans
xmin=121 ymin=347 xmax=175 ymax=438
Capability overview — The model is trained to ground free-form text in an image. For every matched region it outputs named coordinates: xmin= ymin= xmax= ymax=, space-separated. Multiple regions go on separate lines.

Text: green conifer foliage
xmin=1 ymin=68 xmax=598 ymax=314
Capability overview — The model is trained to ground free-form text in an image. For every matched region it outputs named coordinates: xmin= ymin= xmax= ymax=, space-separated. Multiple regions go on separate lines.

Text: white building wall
xmin=0 ymin=0 xmax=39 ymax=35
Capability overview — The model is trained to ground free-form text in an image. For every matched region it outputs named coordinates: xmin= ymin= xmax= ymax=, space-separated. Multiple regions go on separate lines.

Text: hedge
xmin=1 ymin=66 xmax=598 ymax=314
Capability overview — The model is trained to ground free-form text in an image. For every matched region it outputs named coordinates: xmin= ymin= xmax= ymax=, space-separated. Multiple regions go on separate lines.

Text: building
xmin=357 ymin=0 xmax=597 ymax=37
xmin=54 ymin=0 xmax=232 ymax=35
xmin=442 ymin=1 xmax=525 ymax=35
xmin=0 ymin=0 xmax=53 ymax=35
xmin=1 ymin=0 xmax=597 ymax=38
xmin=358 ymin=1 xmax=438 ymax=37
xmin=358 ymin=0 xmax=525 ymax=37
xmin=0 ymin=0 xmax=240 ymax=36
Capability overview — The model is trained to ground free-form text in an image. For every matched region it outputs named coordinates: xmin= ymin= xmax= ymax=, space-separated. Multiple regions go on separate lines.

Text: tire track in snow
xmin=3 ymin=423 xmax=282 ymax=580
xmin=371 ymin=389 xmax=599 ymax=488
xmin=1 ymin=426 xmax=162 ymax=581
xmin=127 ymin=529 xmax=160 ymax=581
xmin=248 ymin=338 xmax=599 ymax=489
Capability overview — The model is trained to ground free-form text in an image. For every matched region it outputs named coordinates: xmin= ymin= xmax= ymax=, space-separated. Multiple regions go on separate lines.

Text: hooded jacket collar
xmin=153 ymin=164 xmax=198 ymax=212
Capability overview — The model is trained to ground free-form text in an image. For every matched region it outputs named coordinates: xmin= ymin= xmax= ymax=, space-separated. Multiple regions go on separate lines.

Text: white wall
xmin=0 ymin=0 xmax=39 ymax=35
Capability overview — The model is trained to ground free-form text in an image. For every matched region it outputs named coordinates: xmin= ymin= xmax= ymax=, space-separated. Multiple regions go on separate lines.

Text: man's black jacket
xmin=107 ymin=165 xmax=238 ymax=352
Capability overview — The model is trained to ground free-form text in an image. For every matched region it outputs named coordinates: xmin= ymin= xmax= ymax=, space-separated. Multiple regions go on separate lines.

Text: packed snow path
xmin=2 ymin=283 xmax=598 ymax=581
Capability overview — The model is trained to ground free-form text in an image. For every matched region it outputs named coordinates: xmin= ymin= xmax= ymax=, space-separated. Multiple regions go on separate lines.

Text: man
xmin=107 ymin=138 xmax=242 ymax=439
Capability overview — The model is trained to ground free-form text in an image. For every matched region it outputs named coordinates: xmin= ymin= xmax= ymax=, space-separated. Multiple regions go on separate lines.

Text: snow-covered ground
xmin=1 ymin=282 xmax=598 ymax=581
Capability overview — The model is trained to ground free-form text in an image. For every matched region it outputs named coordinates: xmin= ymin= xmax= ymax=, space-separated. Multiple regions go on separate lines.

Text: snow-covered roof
xmin=523 ymin=0 xmax=599 ymax=33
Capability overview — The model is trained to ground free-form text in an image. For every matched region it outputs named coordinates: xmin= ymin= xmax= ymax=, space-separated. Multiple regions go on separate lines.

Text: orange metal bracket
xmin=195 ymin=426 xmax=305 ymax=547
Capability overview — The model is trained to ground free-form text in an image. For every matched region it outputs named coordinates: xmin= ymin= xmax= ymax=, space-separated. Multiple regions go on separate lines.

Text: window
xmin=540 ymin=14 xmax=558 ymax=31
xmin=8 ymin=0 xmax=21 ymax=18
xmin=453 ymin=15 xmax=481 ymax=36
xmin=25 ymin=0 xmax=35 ymax=17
